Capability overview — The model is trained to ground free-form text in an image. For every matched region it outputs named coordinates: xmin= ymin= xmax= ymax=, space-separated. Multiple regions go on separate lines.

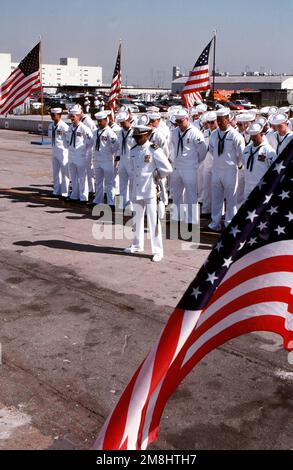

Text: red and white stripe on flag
xmin=0 ymin=43 xmax=41 ymax=116
xmin=108 ymin=44 xmax=121 ymax=118
xmin=94 ymin=241 xmax=293 ymax=450
xmin=182 ymin=40 xmax=213 ymax=108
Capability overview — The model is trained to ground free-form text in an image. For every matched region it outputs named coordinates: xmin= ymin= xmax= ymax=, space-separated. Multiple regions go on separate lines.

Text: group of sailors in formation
xmin=48 ymin=101 xmax=293 ymax=261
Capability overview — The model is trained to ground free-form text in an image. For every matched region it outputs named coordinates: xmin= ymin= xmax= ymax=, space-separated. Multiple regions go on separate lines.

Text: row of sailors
xmin=48 ymin=103 xmax=293 ymax=253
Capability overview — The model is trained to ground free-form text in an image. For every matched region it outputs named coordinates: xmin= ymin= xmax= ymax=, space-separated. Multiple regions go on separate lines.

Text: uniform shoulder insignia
xmin=151 ymin=143 xmax=159 ymax=150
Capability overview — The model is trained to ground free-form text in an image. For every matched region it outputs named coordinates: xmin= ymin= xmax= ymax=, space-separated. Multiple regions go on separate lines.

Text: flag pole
xmin=212 ymin=29 xmax=217 ymax=100
xmin=31 ymin=37 xmax=50 ymax=145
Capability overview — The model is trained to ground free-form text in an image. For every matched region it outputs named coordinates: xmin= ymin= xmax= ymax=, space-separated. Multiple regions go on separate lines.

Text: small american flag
xmin=182 ymin=39 xmax=213 ymax=108
xmin=0 ymin=42 xmax=41 ymax=116
xmin=94 ymin=140 xmax=293 ymax=450
xmin=108 ymin=43 xmax=121 ymax=119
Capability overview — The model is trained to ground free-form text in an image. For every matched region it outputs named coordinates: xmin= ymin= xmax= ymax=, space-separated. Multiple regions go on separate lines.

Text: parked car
xmin=233 ymin=99 xmax=256 ymax=110
xmin=218 ymin=100 xmax=245 ymax=110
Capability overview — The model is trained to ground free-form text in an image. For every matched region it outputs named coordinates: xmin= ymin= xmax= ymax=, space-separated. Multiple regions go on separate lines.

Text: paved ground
xmin=0 ymin=129 xmax=292 ymax=450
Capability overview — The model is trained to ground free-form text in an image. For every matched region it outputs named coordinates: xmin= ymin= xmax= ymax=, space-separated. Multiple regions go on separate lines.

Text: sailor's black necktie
xmin=217 ymin=130 xmax=229 ymax=156
xmin=246 ymin=144 xmax=264 ymax=172
xmin=122 ymin=129 xmax=131 ymax=155
xmin=96 ymin=128 xmax=106 ymax=151
xmin=276 ymin=133 xmax=289 ymax=155
xmin=177 ymin=128 xmax=191 ymax=157
xmin=70 ymin=126 xmax=78 ymax=148
xmin=52 ymin=124 xmax=58 ymax=146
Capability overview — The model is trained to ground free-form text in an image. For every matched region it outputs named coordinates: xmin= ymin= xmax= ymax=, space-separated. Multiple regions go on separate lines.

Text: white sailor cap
xmin=200 ymin=113 xmax=208 ymax=123
xmin=174 ymin=108 xmax=189 ymax=120
xmin=216 ymin=107 xmax=231 ymax=117
xmin=195 ymin=103 xmax=208 ymax=113
xmin=236 ymin=112 xmax=255 ymax=123
xmin=119 ymin=105 xmax=129 ymax=113
xmin=278 ymin=106 xmax=290 ymax=114
xmin=137 ymin=114 xmax=150 ymax=126
xmin=132 ymin=125 xmax=152 ymax=136
xmin=50 ymin=107 xmax=62 ymax=114
xmin=246 ymin=122 xmax=264 ymax=136
xmin=259 ymin=106 xmax=270 ymax=115
xmin=268 ymin=106 xmax=278 ymax=116
xmin=268 ymin=113 xmax=288 ymax=125
xmin=146 ymin=106 xmax=160 ymax=112
xmin=147 ymin=111 xmax=161 ymax=120
xmin=69 ymin=104 xmax=82 ymax=115
xmin=95 ymin=111 xmax=109 ymax=120
xmin=169 ymin=114 xmax=178 ymax=124
xmin=256 ymin=116 xmax=267 ymax=127
xmin=116 ymin=111 xmax=130 ymax=123
xmin=205 ymin=111 xmax=217 ymax=121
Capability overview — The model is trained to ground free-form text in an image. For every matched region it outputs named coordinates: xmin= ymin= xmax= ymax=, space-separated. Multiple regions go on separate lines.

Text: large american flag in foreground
xmin=108 ymin=43 xmax=121 ymax=119
xmin=0 ymin=42 xmax=41 ymax=116
xmin=94 ymin=140 xmax=293 ymax=450
xmin=182 ymin=39 xmax=213 ymax=108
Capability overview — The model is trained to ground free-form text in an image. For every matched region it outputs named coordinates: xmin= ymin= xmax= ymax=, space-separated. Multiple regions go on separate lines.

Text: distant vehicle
xmin=219 ymin=100 xmax=244 ymax=110
xmin=234 ymin=99 xmax=256 ymax=110
xmin=204 ymin=99 xmax=225 ymax=110
xmin=131 ymin=101 xmax=147 ymax=112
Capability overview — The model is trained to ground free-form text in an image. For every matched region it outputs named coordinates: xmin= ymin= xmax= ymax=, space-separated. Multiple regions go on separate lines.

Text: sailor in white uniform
xmin=207 ymin=107 xmax=245 ymax=232
xmin=92 ymin=111 xmax=119 ymax=207
xmin=48 ymin=107 xmax=69 ymax=198
xmin=235 ymin=112 xmax=255 ymax=207
xmin=270 ymin=112 xmax=293 ymax=156
xmin=124 ymin=125 xmax=172 ymax=262
xmin=80 ymin=107 xmax=96 ymax=195
xmin=242 ymin=122 xmax=277 ymax=200
xmin=170 ymin=108 xmax=207 ymax=224
xmin=115 ymin=110 xmax=135 ymax=209
xmin=66 ymin=104 xmax=94 ymax=202
xmin=201 ymin=111 xmax=218 ymax=217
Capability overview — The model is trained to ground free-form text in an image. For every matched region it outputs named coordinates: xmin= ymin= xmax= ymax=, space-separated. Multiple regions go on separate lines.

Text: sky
xmin=1 ymin=0 xmax=293 ymax=87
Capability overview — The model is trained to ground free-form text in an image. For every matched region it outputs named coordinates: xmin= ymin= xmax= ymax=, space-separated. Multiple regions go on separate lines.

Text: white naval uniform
xmin=201 ymin=128 xmax=213 ymax=214
xmin=170 ymin=125 xmax=207 ymax=223
xmin=242 ymin=141 xmax=276 ymax=199
xmin=208 ymin=126 xmax=245 ymax=230
xmin=129 ymin=141 xmax=172 ymax=256
xmin=289 ymin=118 xmax=293 ymax=131
xmin=237 ymin=131 xmax=251 ymax=207
xmin=48 ymin=120 xmax=69 ymax=196
xmin=264 ymin=128 xmax=277 ymax=149
xmin=66 ymin=122 xmax=93 ymax=201
xmin=93 ymin=125 xmax=119 ymax=205
xmin=149 ymin=128 xmax=170 ymax=204
xmin=192 ymin=118 xmax=205 ymax=133
xmin=117 ymin=127 xmax=135 ymax=208
xmin=274 ymin=130 xmax=293 ymax=156
xmin=81 ymin=114 xmax=97 ymax=194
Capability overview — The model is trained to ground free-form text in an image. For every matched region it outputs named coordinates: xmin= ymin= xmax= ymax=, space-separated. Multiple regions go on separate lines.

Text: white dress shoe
xmin=152 ymin=253 xmax=163 ymax=262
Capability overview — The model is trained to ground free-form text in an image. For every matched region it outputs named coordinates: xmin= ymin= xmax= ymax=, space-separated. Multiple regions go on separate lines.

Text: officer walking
xmin=48 ymin=107 xmax=69 ymax=198
xmin=124 ymin=125 xmax=172 ymax=262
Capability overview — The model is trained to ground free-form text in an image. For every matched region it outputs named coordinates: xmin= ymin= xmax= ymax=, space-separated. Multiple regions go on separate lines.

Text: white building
xmin=0 ymin=53 xmax=102 ymax=87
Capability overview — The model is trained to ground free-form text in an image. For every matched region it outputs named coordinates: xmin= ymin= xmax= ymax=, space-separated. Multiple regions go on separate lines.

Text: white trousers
xmin=197 ymin=160 xmax=205 ymax=203
xmin=69 ymin=161 xmax=89 ymax=201
xmin=52 ymin=155 xmax=69 ymax=196
xmin=201 ymin=163 xmax=212 ymax=214
xmin=237 ymin=167 xmax=245 ymax=208
xmin=93 ymin=161 xmax=115 ymax=205
xmin=171 ymin=166 xmax=198 ymax=223
xmin=209 ymin=168 xmax=238 ymax=230
xmin=86 ymin=153 xmax=95 ymax=193
xmin=118 ymin=162 xmax=132 ymax=209
xmin=132 ymin=198 xmax=163 ymax=256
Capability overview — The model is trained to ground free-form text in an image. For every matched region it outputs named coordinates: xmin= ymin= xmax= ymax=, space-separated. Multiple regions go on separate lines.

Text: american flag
xmin=108 ymin=43 xmax=122 ymax=119
xmin=0 ymin=42 xmax=41 ymax=116
xmin=94 ymin=140 xmax=293 ymax=450
xmin=182 ymin=39 xmax=213 ymax=108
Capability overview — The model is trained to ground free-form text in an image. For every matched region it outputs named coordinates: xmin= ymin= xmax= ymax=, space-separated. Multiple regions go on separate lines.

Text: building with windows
xmin=0 ymin=53 xmax=102 ymax=88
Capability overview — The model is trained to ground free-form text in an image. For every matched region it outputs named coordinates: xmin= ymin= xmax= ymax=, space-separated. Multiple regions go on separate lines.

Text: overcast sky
xmin=1 ymin=0 xmax=292 ymax=86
